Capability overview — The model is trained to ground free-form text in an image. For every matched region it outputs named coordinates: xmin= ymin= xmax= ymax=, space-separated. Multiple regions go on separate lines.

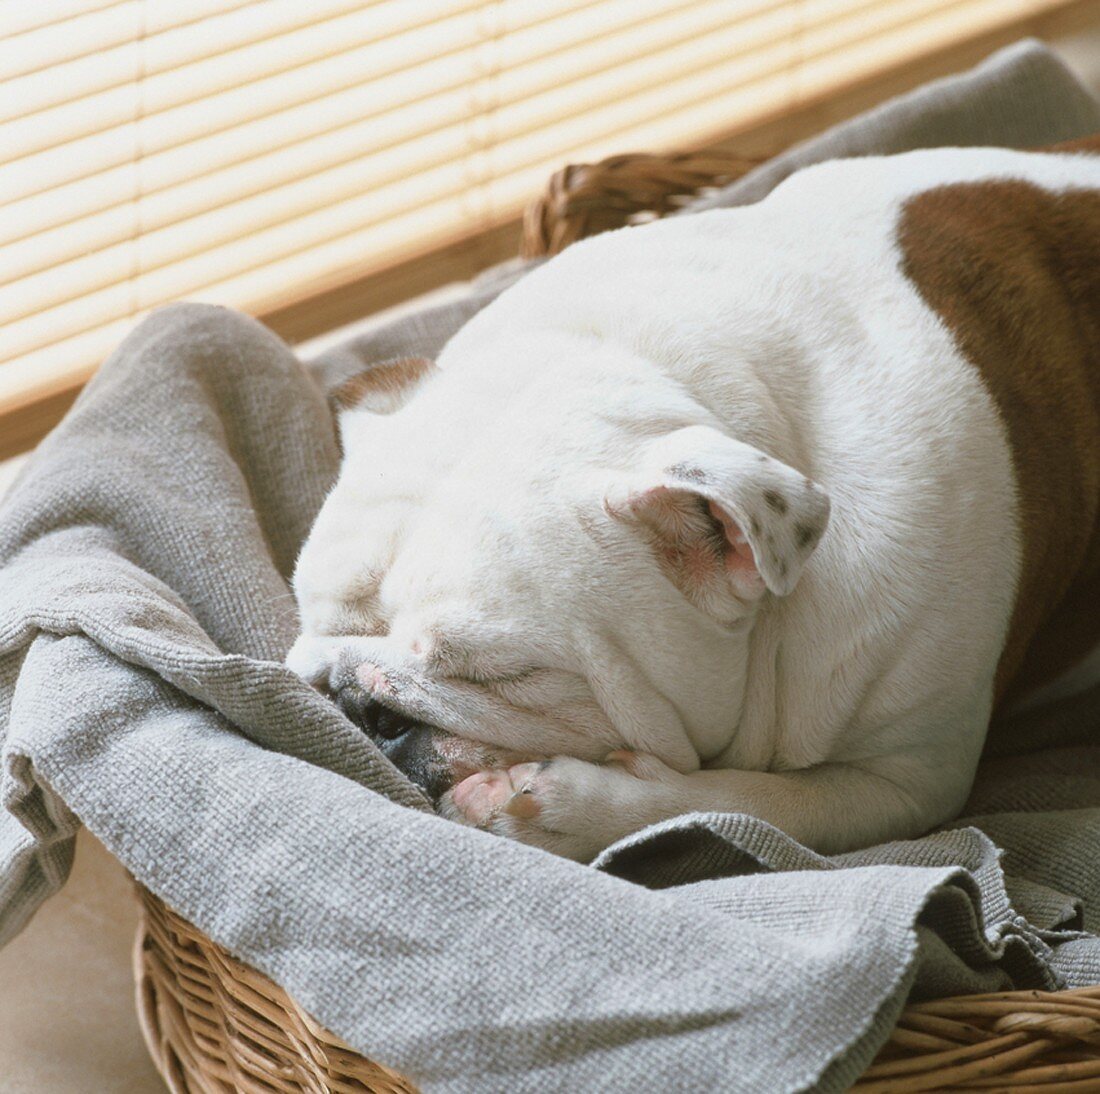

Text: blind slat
xmin=0 ymin=0 xmax=375 ymax=123
xmin=0 ymin=1 xmax=121 ymax=41
xmin=0 ymin=3 xmax=142 ymax=77
xmin=798 ymin=0 xmax=1047 ymax=96
xmin=0 ymin=0 xmax=263 ymax=75
xmin=803 ymin=0 xmax=985 ymax=54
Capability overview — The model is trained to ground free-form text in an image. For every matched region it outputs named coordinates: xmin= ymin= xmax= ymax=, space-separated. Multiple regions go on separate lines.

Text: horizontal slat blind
xmin=0 ymin=0 xmax=1084 ymax=419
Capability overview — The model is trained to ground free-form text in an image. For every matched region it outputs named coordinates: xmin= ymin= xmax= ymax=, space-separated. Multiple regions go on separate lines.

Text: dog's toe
xmin=449 ymin=769 xmax=513 ymax=826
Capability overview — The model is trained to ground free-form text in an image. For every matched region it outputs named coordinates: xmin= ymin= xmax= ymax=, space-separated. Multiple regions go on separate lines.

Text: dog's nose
xmin=332 ymin=680 xmax=458 ymax=799
xmin=366 ymin=699 xmax=418 ymax=742
xmin=334 ymin=686 xmax=452 ymax=800
xmin=335 ymin=686 xmax=416 ymax=741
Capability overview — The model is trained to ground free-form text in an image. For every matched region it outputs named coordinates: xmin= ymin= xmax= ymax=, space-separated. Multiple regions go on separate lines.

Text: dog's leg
xmin=442 ymin=747 xmax=974 ymax=862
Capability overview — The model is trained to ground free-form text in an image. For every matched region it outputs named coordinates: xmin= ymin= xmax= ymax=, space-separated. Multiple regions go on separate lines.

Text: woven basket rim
xmin=134 ymin=884 xmax=1100 ymax=1093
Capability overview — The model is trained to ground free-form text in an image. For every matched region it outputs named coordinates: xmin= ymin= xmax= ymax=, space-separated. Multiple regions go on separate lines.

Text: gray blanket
xmin=3 ymin=41 xmax=1100 ymax=1094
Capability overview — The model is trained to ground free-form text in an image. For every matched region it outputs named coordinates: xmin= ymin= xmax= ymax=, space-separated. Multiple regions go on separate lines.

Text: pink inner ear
xmin=707 ymin=500 xmax=759 ymax=577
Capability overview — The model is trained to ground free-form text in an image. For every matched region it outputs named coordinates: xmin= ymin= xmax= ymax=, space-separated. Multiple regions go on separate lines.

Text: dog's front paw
xmin=441 ymin=751 xmax=679 ymax=861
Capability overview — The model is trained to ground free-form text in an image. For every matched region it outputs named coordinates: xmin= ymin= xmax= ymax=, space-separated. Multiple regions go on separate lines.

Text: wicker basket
xmin=134 ymin=149 xmax=1100 ymax=1092
xmin=520 ymin=149 xmax=764 ymax=258
xmin=135 ymin=882 xmax=1100 ymax=1093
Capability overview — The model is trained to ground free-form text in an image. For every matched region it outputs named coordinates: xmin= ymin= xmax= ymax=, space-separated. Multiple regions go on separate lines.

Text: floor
xmin=0 ymin=832 xmax=163 ymax=1094
xmin=1 ymin=34 xmax=1098 ymax=1094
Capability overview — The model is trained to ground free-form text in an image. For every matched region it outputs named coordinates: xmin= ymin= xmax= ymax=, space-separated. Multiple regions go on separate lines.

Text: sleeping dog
xmin=288 ymin=139 xmax=1100 ymax=861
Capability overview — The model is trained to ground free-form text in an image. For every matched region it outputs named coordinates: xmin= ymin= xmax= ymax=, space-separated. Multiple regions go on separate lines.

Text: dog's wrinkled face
xmin=287 ymin=338 xmax=829 ymax=806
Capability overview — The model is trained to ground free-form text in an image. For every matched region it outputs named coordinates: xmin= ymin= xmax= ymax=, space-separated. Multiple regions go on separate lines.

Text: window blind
xmin=0 ymin=0 xmax=1087 ymax=428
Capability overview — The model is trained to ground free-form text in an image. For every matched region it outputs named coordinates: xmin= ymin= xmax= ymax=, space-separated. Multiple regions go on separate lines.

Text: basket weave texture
xmin=136 ymin=885 xmax=414 ymax=1094
xmin=520 ymin=150 xmax=763 ymax=257
xmin=136 ymin=882 xmax=1100 ymax=1093
xmin=134 ymin=148 xmax=1100 ymax=1092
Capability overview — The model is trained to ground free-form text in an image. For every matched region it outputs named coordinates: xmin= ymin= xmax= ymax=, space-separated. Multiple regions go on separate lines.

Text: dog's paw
xmin=440 ymin=751 xmax=680 ymax=861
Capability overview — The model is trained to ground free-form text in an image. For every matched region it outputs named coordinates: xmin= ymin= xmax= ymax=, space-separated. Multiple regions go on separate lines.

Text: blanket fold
xmin=2 ymin=39 xmax=1100 ymax=1093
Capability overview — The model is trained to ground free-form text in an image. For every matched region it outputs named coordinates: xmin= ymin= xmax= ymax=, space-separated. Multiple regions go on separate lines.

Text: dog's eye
xmin=490 ymin=668 xmax=590 ymax=711
xmin=488 ymin=667 xmax=538 ymax=687
xmin=484 ymin=669 xmax=556 ymax=702
xmin=448 ymin=666 xmax=537 ymax=688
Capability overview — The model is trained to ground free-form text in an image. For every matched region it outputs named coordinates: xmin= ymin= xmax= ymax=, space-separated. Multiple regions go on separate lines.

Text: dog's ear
xmin=330 ymin=357 xmax=436 ymax=417
xmin=605 ymin=425 xmax=829 ymax=609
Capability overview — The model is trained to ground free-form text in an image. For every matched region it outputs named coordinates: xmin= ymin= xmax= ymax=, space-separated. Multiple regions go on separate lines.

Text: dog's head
xmin=287 ymin=338 xmax=829 ymax=801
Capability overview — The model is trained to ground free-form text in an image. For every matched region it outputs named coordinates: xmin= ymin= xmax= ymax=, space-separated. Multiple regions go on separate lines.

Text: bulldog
xmin=288 ymin=138 xmax=1100 ymax=862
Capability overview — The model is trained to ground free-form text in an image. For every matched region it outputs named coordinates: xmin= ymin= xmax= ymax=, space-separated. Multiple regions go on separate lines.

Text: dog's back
xmin=898 ymin=135 xmax=1100 ymax=712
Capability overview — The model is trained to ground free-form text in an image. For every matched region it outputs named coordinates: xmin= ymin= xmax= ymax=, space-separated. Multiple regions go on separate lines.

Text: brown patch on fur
xmin=331 ymin=356 xmax=435 ymax=414
xmin=899 ymin=151 xmax=1100 ymax=710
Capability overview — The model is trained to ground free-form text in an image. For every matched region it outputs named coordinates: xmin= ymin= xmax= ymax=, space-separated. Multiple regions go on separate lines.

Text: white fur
xmin=289 ymin=147 xmax=1100 ymax=859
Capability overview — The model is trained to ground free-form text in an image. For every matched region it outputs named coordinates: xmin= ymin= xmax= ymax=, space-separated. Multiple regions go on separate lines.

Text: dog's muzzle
xmin=335 ymin=685 xmax=455 ymax=802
